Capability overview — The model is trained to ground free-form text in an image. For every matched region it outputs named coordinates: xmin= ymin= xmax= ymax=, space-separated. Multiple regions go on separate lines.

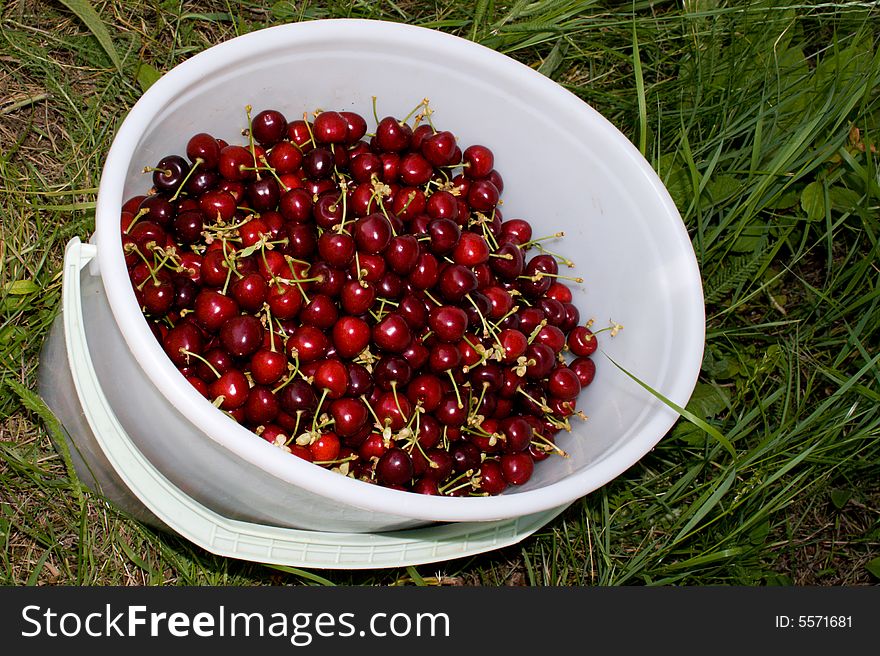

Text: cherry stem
xmin=180 ymin=349 xmax=220 ymax=378
xmin=312 ymin=388 xmax=329 ymax=433
xmin=301 ymin=112 xmax=316 ymax=148
xmin=520 ymin=232 xmax=564 ymax=248
xmin=402 ymin=97 xmax=430 ymax=125
xmin=124 ymin=207 xmax=150 ymax=234
xmin=169 ymin=158 xmax=203 ymax=201
xmin=359 ymin=394 xmax=386 ymax=432
xmin=371 ymin=96 xmax=380 ymax=126
xmin=534 ymin=243 xmax=576 ymax=268
xmin=447 ymin=370 xmax=464 ymax=409
xmin=516 ymin=387 xmax=552 ymax=414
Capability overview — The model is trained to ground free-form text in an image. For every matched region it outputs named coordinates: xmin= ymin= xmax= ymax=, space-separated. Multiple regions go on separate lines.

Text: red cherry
xmin=209 ymin=368 xmax=249 ymax=410
xmin=310 ymin=432 xmax=342 ymax=461
xmin=313 ymin=111 xmax=349 ymax=144
xmin=313 ymin=359 xmax=349 ymax=399
xmin=428 ymin=305 xmax=469 ymax=343
xmin=250 ymin=348 xmax=287 ymax=386
xmin=376 ymin=448 xmax=413 ymax=485
xmin=568 ymin=325 xmax=598 ymax=356
xmin=287 ymin=325 xmax=329 ymax=363
xmin=251 ymin=109 xmax=288 ymax=146
xmin=478 ymin=459 xmax=507 ymax=494
xmin=462 ymin=144 xmax=495 ymax=179
xmin=332 ymin=316 xmax=371 ymax=359
xmin=186 ymin=133 xmax=221 ymax=169
xmin=569 ymin=356 xmax=596 ymax=388
xmin=372 ymin=313 xmax=412 ymax=353
xmin=220 ymin=315 xmax=264 ymax=358
xmin=329 ymin=398 xmax=369 ymax=438
xmin=500 ymin=452 xmax=534 ymax=486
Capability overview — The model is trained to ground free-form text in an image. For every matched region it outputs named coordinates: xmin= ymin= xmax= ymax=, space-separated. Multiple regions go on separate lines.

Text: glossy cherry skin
xmin=567 ymin=325 xmax=598 ymax=356
xmin=329 ymin=397 xmax=369 ymax=437
xmin=372 ymin=313 xmax=412 ymax=353
xmin=437 ymin=264 xmax=478 ymax=303
xmin=569 ymin=356 xmax=596 ymax=388
xmin=251 ymin=109 xmax=288 ymax=146
xmin=478 ymin=459 xmax=507 ymax=494
xmin=162 ymin=322 xmax=203 ymax=367
xmin=340 ymin=280 xmax=376 ymax=315
xmin=220 ymin=315 xmax=264 ymax=358
xmin=313 ymin=359 xmax=349 ymax=399
xmin=428 ymin=305 xmax=469 ymax=343
xmin=286 ymin=325 xmax=329 ymax=363
xmin=376 ymin=448 xmax=414 ymax=486
xmin=462 ymin=144 xmax=495 ymax=179
xmin=354 ymin=213 xmax=393 ymax=254
xmin=375 ymin=116 xmax=413 ymax=152
xmin=500 ymin=452 xmax=534 ymax=486
xmin=186 ymin=133 xmax=222 ymax=169
xmin=332 ymin=316 xmax=371 ymax=359
xmin=249 ymin=348 xmax=287 ymax=386
xmin=209 ymin=369 xmax=249 ymax=410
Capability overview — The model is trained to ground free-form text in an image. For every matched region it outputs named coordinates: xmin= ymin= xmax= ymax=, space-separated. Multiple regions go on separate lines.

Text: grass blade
xmin=57 ymin=0 xmax=123 ymax=73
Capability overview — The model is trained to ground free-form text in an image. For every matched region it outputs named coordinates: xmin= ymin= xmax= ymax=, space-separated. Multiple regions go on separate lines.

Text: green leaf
xmin=5 ymin=280 xmax=39 ymax=295
xmin=749 ymin=519 xmax=771 ymax=545
xmin=58 ymin=0 xmax=123 ymax=73
xmin=829 ymin=488 xmax=851 ymax=510
xmin=686 ymin=383 xmax=730 ymax=419
xmin=537 ymin=37 xmax=567 ymax=80
xmin=135 ymin=61 xmax=162 ymax=93
xmin=800 ymin=180 xmax=825 ymax=221
xmin=866 ymin=557 xmax=880 ymax=580
xmin=828 ymin=186 xmax=862 ymax=214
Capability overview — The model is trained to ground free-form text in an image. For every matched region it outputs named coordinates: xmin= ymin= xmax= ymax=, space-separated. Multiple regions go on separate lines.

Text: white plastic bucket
xmin=40 ymin=20 xmax=704 ymax=542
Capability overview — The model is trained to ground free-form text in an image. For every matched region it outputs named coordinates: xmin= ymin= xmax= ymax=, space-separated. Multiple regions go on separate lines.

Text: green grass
xmin=1 ymin=0 xmax=878 ymax=586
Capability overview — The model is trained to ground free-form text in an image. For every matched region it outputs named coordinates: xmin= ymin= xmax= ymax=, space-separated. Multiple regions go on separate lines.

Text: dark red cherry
xmin=230 ymin=272 xmax=268 ymax=313
xmin=568 ymin=326 xmax=598 ymax=356
xmin=313 ymin=110 xmax=349 ymax=144
xmin=500 ymin=452 xmax=533 ymax=486
xmin=462 ymin=144 xmax=495 ymax=179
xmin=251 ymin=109 xmax=288 ymax=146
xmin=152 ymin=155 xmax=190 ymax=193
xmin=466 ymin=179 xmax=500 ymax=212
xmin=209 ymin=369 xmax=249 ymax=409
xmin=372 ymin=313 xmax=411 ymax=353
xmin=250 ymin=348 xmax=288 ymax=386
xmin=478 ymin=459 xmax=507 ymax=494
xmin=376 ymin=448 xmax=413 ymax=486
xmin=313 ymin=359 xmax=349 ymax=399
xmin=278 ymin=379 xmax=318 ymax=415
xmin=428 ymin=305 xmax=468 ymax=343
xmin=186 ymin=133 xmax=221 ymax=169
xmin=220 ymin=314 xmax=263 ymax=358
xmin=570 ymin=356 xmax=596 ymax=388
xmin=300 ymin=294 xmax=338 ymax=330
xmin=340 ymin=111 xmax=368 ymax=143
xmin=376 ymin=116 xmax=413 ymax=152
xmin=332 ymin=316 xmax=371 ymax=359
xmin=193 ymin=290 xmax=239 ymax=333
xmin=287 ymin=325 xmax=329 ymax=363
xmin=437 ymin=264 xmax=478 ymax=303
xmin=329 ymin=397 xmax=369 ymax=437
xmin=354 ymin=213 xmax=392 ymax=254
xmin=421 ymin=130 xmax=456 ymax=166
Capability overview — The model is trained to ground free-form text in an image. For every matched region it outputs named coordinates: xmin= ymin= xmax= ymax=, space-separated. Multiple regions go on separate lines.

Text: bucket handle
xmin=61 ymin=237 xmax=565 ymax=569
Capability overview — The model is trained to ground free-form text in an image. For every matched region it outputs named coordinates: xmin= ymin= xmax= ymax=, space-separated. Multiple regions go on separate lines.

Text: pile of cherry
xmin=121 ymin=101 xmax=599 ymax=496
